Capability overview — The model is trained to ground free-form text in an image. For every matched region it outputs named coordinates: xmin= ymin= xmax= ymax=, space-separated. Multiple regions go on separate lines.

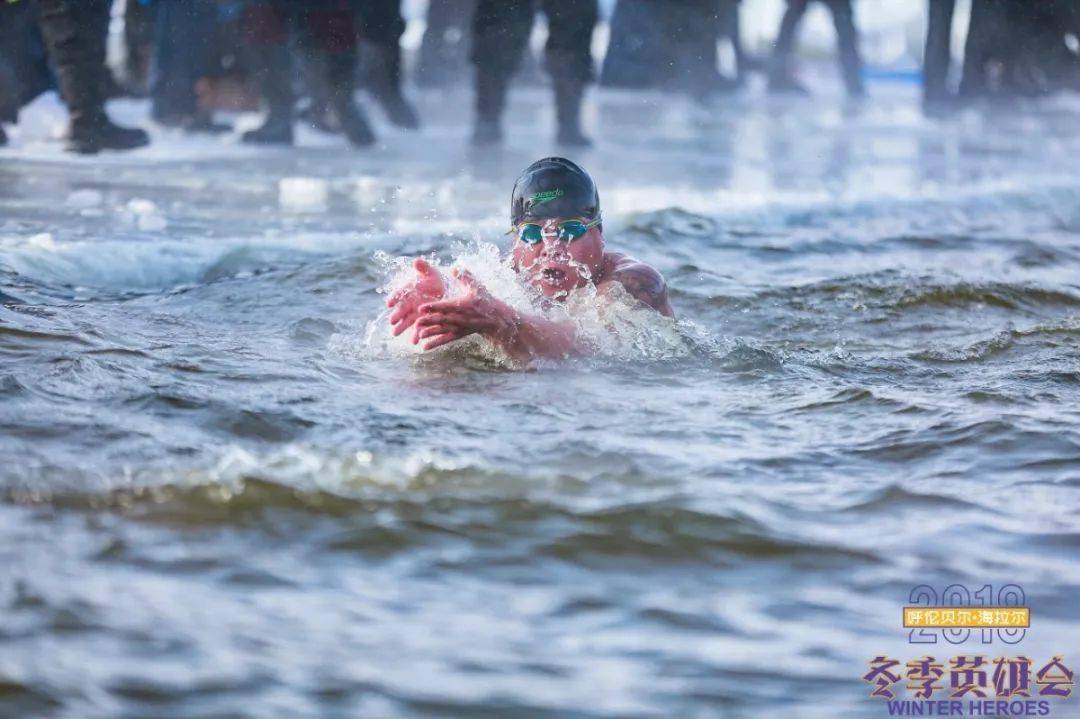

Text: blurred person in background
xmin=30 ymin=0 xmax=149 ymax=153
xmin=768 ymin=0 xmax=864 ymax=98
xmin=601 ymin=0 xmax=744 ymax=99
xmin=922 ymin=0 xmax=956 ymax=112
xmin=0 ymin=0 xmax=54 ymax=146
xmin=924 ymin=0 xmax=1080 ymax=113
xmin=307 ymin=0 xmax=421 ymax=131
xmin=471 ymin=0 xmax=598 ymax=147
xmin=416 ymin=0 xmax=474 ymax=88
xmin=151 ymin=0 xmax=232 ymax=133
xmin=121 ymin=0 xmax=155 ymax=97
xmin=241 ymin=0 xmax=375 ymax=146
xmin=355 ymin=0 xmax=421 ymax=128
xmin=241 ymin=0 xmax=418 ymax=147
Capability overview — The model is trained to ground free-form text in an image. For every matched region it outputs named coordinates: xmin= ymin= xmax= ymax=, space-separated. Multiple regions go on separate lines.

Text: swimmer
xmin=386 ymin=157 xmax=674 ymax=361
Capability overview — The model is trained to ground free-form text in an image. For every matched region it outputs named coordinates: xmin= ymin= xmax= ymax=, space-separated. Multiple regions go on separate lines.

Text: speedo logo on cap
xmin=530 ymin=189 xmax=564 ymax=206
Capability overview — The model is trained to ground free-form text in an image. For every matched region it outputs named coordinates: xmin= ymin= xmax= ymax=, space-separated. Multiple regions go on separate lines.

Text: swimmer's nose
xmin=540 ymin=239 xmax=568 ymax=260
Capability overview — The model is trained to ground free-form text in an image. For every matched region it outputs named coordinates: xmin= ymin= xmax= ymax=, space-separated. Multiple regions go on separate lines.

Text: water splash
xmin=336 ymin=241 xmax=695 ymax=366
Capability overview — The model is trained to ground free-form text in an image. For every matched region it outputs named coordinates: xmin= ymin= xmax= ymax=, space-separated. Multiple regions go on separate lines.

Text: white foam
xmin=279 ymin=177 xmax=329 ymax=213
xmin=26 ymin=233 xmax=57 ymax=251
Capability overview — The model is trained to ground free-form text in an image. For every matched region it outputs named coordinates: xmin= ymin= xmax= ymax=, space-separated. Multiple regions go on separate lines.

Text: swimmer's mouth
xmin=539 ymin=267 xmax=567 ymax=284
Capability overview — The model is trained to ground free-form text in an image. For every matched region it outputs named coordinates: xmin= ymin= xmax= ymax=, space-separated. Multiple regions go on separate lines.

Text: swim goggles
xmin=508 ymin=216 xmax=601 ymax=244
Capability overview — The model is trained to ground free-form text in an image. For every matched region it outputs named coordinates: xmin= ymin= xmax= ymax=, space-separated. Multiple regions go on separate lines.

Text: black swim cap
xmin=510 ymin=157 xmax=600 ymax=225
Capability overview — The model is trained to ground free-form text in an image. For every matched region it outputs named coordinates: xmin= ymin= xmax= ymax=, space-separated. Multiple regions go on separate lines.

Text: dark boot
xmin=367 ymin=43 xmax=420 ymax=130
xmin=66 ymin=109 xmax=149 ymax=154
xmin=37 ymin=0 xmax=150 ymax=153
xmin=325 ymin=49 xmax=375 ymax=147
xmin=299 ymin=99 xmax=338 ymax=134
xmin=0 ymin=125 xmax=7 ymax=146
xmin=243 ymin=44 xmax=294 ymax=145
xmin=184 ymin=111 xmax=232 ymax=135
xmin=242 ymin=111 xmax=293 ymax=145
xmin=472 ymin=68 xmax=508 ymax=145
xmin=334 ymin=97 xmax=376 ymax=147
xmin=554 ymin=80 xmax=591 ymax=147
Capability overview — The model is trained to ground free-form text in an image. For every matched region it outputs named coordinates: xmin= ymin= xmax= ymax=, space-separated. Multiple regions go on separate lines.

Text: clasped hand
xmin=386 ymin=259 xmax=516 ymax=351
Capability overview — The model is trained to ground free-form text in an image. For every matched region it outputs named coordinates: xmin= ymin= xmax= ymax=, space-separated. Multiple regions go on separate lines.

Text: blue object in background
xmin=149 ymin=0 xmax=219 ymax=121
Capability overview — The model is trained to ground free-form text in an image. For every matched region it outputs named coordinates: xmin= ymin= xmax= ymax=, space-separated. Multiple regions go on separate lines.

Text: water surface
xmin=1 ymin=87 xmax=1079 ymax=718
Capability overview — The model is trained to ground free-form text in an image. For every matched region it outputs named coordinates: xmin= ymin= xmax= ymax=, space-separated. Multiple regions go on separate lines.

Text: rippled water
xmin=2 ymin=87 xmax=1079 ymax=718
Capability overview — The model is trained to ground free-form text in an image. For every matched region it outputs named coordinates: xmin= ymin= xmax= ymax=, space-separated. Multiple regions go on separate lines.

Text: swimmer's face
xmin=511 ymin=217 xmax=604 ymax=299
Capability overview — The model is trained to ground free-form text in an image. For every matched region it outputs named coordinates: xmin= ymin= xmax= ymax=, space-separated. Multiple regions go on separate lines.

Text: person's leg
xmin=923 ymin=0 xmax=957 ymax=108
xmin=540 ymin=0 xmax=598 ymax=146
xmin=354 ymin=0 xmax=420 ymax=129
xmin=1043 ymin=0 xmax=1080 ymax=90
xmin=123 ymin=0 xmax=155 ymax=95
xmin=0 ymin=56 xmax=13 ymax=143
xmin=36 ymin=0 xmax=149 ymax=153
xmin=665 ymin=0 xmax=725 ymax=97
xmin=600 ymin=0 xmax=672 ymax=89
xmin=721 ymin=0 xmax=748 ymax=85
xmin=958 ymin=0 xmax=1010 ymax=98
xmin=470 ymin=0 xmax=534 ymax=144
xmin=1006 ymin=0 xmax=1058 ymax=95
xmin=305 ymin=3 xmax=376 ymax=147
xmin=826 ymin=0 xmax=864 ymax=97
xmin=416 ymin=0 xmax=474 ymax=87
xmin=0 ymin=0 xmax=28 ymax=127
xmin=769 ymin=0 xmax=810 ymax=93
xmin=151 ymin=0 xmax=200 ymax=123
xmin=240 ymin=0 xmax=294 ymax=144
xmin=157 ymin=0 xmax=227 ymax=124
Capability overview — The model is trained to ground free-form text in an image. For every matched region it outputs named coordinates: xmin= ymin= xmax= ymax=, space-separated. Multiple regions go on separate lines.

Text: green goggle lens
xmin=514 ymin=219 xmax=598 ymax=244
xmin=518 ymin=223 xmax=545 ymax=244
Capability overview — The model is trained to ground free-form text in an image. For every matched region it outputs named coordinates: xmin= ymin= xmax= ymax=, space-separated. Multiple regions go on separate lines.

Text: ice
xmin=121 ymin=198 xmax=168 ymax=232
xmin=279 ymin=177 xmax=329 ymax=213
xmin=66 ymin=189 xmax=104 ymax=208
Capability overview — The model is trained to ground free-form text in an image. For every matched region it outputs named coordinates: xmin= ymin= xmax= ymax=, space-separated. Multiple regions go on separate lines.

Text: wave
xmin=745 ymin=272 xmax=1080 ymax=313
xmin=0 ymin=230 xmax=401 ymax=299
xmin=1 ymin=455 xmax=882 ymax=567
xmin=912 ymin=318 xmax=1080 ymax=362
xmin=836 ymin=484 xmax=989 ymax=514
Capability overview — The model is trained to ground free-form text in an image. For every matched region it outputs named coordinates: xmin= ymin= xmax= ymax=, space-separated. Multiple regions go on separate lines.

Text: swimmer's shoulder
xmin=600 ymin=251 xmax=674 ymax=317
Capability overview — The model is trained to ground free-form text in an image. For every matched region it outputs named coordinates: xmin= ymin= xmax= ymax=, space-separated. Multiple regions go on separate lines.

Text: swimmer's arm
xmin=489 ymin=304 xmax=581 ymax=362
xmin=600 ymin=261 xmax=675 ymax=317
xmin=413 ymin=269 xmax=582 ymax=361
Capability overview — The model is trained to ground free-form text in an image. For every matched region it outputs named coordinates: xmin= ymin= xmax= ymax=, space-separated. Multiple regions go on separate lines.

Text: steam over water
xmin=1 ymin=89 xmax=1079 ymax=718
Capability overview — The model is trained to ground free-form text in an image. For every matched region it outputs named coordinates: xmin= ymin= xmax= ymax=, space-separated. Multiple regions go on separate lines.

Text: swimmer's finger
xmin=414 ymin=311 xmax=466 ymax=327
xmin=417 ymin=299 xmax=465 ymax=314
xmin=390 ymin=309 xmax=415 ymax=332
xmin=389 ymin=303 xmax=419 ymax=325
xmin=386 ymin=287 xmax=406 ymax=308
xmin=412 ymin=321 xmax=458 ymax=345
xmin=422 ymin=333 xmax=459 ymax=351
xmin=417 ymin=323 xmax=455 ymax=339
xmin=452 ymin=268 xmax=480 ymax=292
xmin=391 ymin=312 xmax=420 ymax=336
